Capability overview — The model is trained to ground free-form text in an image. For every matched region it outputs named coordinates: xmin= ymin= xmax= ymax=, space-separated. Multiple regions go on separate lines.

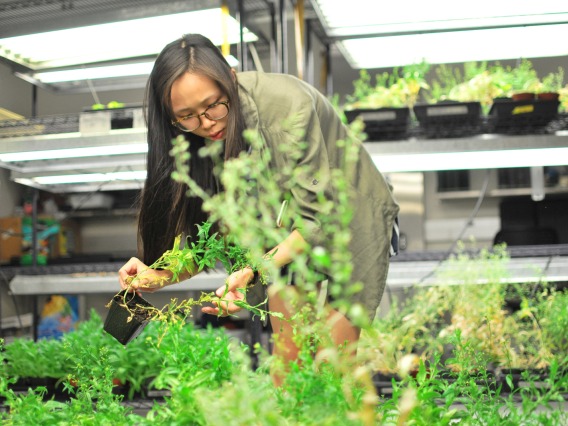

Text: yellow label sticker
xmin=512 ymin=105 xmax=534 ymax=115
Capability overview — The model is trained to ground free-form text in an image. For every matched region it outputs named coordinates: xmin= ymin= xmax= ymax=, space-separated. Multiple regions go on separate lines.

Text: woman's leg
xmin=325 ymin=307 xmax=361 ymax=357
xmin=268 ymin=285 xmax=299 ymax=388
xmin=267 ymin=285 xmax=361 ymax=387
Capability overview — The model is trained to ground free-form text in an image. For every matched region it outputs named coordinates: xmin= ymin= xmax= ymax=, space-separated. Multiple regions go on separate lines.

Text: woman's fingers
xmin=201 ymin=287 xmax=244 ymax=316
xmin=200 ymin=269 xmax=252 ymax=316
xmin=118 ymin=257 xmax=151 ymax=291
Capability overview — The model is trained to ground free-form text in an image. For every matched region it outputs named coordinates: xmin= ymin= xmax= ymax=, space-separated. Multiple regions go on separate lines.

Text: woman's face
xmin=170 ymin=72 xmax=229 ymax=141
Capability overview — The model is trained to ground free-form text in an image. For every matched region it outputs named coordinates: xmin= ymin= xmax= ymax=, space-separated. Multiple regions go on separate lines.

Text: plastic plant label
xmin=79 ymin=111 xmax=112 ymax=134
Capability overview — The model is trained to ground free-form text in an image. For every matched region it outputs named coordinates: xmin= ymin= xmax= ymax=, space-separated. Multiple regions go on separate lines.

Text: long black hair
xmin=138 ymin=34 xmax=247 ymax=264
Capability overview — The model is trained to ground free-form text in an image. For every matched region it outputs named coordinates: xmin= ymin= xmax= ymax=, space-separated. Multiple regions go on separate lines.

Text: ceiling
xmin=0 ymin=0 xmax=271 ymax=39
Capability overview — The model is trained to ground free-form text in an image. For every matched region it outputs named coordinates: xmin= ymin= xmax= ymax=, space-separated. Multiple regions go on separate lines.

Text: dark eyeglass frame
xmin=171 ymin=100 xmax=230 ymax=132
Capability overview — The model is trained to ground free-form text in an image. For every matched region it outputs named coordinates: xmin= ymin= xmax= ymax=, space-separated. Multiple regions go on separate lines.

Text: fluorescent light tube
xmin=33 ymin=63 xmax=155 ymax=83
xmin=339 ymin=24 xmax=568 ymax=69
xmin=313 ymin=0 xmax=568 ymax=36
xmin=0 ymin=9 xmax=257 ymax=70
xmin=32 ymin=171 xmax=147 ymax=185
xmin=0 ymin=144 xmax=148 ymax=162
xmin=372 ymin=147 xmax=568 ymax=173
xmin=30 ymin=55 xmax=238 ymax=83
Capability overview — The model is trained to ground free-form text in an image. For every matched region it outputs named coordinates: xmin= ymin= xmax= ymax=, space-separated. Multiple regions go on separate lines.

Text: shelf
xmin=365 ymin=132 xmax=568 ymax=173
xmin=7 ymin=254 xmax=567 ymax=296
xmin=2 ymin=128 xmax=568 ymax=192
xmin=9 ymin=269 xmax=226 ymax=295
xmin=365 ymin=131 xmax=568 ymax=155
xmin=387 ymin=255 xmax=568 ymax=288
xmin=438 ymin=185 xmax=568 ymax=200
xmin=0 ymin=127 xmax=147 ymax=193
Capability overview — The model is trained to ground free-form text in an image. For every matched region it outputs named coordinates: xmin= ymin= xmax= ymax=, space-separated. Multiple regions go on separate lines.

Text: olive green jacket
xmin=237 ymin=71 xmax=399 ymax=321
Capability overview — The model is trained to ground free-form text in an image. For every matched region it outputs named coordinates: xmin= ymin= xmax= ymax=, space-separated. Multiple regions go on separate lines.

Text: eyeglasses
xmin=171 ymin=100 xmax=230 ymax=132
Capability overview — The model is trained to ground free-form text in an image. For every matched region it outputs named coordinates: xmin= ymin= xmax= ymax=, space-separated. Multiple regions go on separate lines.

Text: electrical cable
xmin=86 ymin=76 xmax=101 ymax=106
xmin=415 ymin=168 xmax=493 ymax=287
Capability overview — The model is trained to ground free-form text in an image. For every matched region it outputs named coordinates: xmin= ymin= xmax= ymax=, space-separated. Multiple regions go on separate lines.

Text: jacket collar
xmin=237 ymin=78 xmax=260 ymax=134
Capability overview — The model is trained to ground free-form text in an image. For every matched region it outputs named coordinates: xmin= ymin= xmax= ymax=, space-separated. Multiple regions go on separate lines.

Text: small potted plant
xmin=103 ymin=231 xmax=200 ymax=344
xmin=344 ymin=62 xmax=430 ymax=141
xmin=103 ymin=222 xmax=263 ymax=344
xmin=415 ymin=62 xmax=492 ymax=138
xmin=537 ymin=67 xmax=564 ymax=101
xmin=104 ymin=290 xmax=155 ymax=344
xmin=488 ymin=59 xmax=560 ymax=132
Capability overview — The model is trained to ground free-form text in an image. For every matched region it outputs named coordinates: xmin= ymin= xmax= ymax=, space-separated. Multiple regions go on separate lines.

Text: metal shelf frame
xmin=0 ymin=127 xmax=147 ymax=192
xmin=2 ymin=129 xmax=568 ymax=193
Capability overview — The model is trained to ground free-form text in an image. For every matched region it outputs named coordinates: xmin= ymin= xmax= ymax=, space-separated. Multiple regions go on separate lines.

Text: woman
xmin=118 ymin=33 xmax=399 ymax=386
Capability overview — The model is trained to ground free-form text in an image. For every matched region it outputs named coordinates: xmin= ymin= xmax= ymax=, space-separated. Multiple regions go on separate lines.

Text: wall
xmin=423 ymin=170 xmax=501 ymax=251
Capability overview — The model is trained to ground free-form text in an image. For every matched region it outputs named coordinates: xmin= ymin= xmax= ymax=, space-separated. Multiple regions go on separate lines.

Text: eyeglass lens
xmin=180 ymin=102 xmax=228 ymax=131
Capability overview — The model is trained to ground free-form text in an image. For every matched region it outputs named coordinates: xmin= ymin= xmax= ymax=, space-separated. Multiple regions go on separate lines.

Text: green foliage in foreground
xmin=0 ymin=307 xmax=566 ymax=425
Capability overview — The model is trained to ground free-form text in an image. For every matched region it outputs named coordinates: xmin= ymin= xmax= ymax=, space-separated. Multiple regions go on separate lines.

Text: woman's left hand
xmin=202 ymin=267 xmax=255 ymax=316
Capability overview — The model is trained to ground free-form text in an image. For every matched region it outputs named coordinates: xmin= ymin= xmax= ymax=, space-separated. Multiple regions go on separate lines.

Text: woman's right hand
xmin=118 ymin=257 xmax=173 ymax=293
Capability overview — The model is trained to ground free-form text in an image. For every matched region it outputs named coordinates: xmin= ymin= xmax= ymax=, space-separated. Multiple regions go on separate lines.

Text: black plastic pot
xmin=104 ymin=290 xmax=154 ymax=345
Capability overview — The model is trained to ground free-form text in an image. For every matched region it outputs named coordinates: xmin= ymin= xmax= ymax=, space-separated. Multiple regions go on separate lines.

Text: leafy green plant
xmin=559 ymin=84 xmax=568 ymax=112
xmin=503 ymin=59 xmax=541 ymax=94
xmin=539 ymin=67 xmax=565 ymax=93
xmin=345 ymin=62 xmax=430 ymax=109
xmin=114 ymin=220 xmax=271 ymax=326
xmin=427 ymin=62 xmax=505 ymax=110
xmin=2 ymin=337 xmax=67 ymax=379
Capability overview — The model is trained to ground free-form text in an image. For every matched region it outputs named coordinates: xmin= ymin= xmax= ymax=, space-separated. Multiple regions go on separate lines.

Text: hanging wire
xmin=415 ymin=168 xmax=493 ymax=287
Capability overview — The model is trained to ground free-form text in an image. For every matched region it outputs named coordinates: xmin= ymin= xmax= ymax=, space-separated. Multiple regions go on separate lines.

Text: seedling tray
xmin=344 ymin=107 xmax=410 ymax=141
xmin=488 ymin=99 xmax=560 ymax=134
xmin=413 ymin=101 xmax=482 ymax=138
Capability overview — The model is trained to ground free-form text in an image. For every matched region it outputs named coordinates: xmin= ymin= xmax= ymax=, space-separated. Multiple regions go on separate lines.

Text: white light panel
xmin=0 ymin=9 xmax=257 ymax=70
xmin=0 ymin=144 xmax=148 ymax=162
xmin=313 ymin=0 xmax=568 ymax=36
xmin=29 ymin=55 xmax=239 ymax=83
xmin=339 ymin=24 xmax=568 ymax=69
xmin=31 ymin=170 xmax=147 ymax=185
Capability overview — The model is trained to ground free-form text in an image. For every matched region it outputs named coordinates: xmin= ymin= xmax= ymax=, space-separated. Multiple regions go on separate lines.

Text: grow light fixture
xmin=311 ymin=0 xmax=568 ymax=68
xmin=0 ymin=8 xmax=255 ymax=72
xmin=339 ymin=24 xmax=568 ymax=69
xmin=25 ymin=55 xmax=240 ymax=84
xmin=312 ymin=0 xmax=568 ymax=37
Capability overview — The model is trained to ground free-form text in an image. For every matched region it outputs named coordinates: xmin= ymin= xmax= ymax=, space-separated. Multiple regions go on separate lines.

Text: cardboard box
xmin=0 ymin=217 xmax=23 ymax=265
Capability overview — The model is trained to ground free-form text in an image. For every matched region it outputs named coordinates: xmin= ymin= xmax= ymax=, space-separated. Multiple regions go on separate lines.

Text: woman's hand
xmin=118 ymin=257 xmax=173 ymax=293
xmin=202 ymin=267 xmax=255 ymax=316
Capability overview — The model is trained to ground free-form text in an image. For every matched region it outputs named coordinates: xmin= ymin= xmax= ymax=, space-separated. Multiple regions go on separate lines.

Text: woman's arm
xmin=201 ymin=229 xmax=308 ymax=316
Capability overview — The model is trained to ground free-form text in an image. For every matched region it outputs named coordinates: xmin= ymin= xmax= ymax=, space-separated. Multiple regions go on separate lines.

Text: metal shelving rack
xmin=0 ymin=110 xmax=147 ymax=193
xmin=1 ymin=112 xmax=568 ymax=333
